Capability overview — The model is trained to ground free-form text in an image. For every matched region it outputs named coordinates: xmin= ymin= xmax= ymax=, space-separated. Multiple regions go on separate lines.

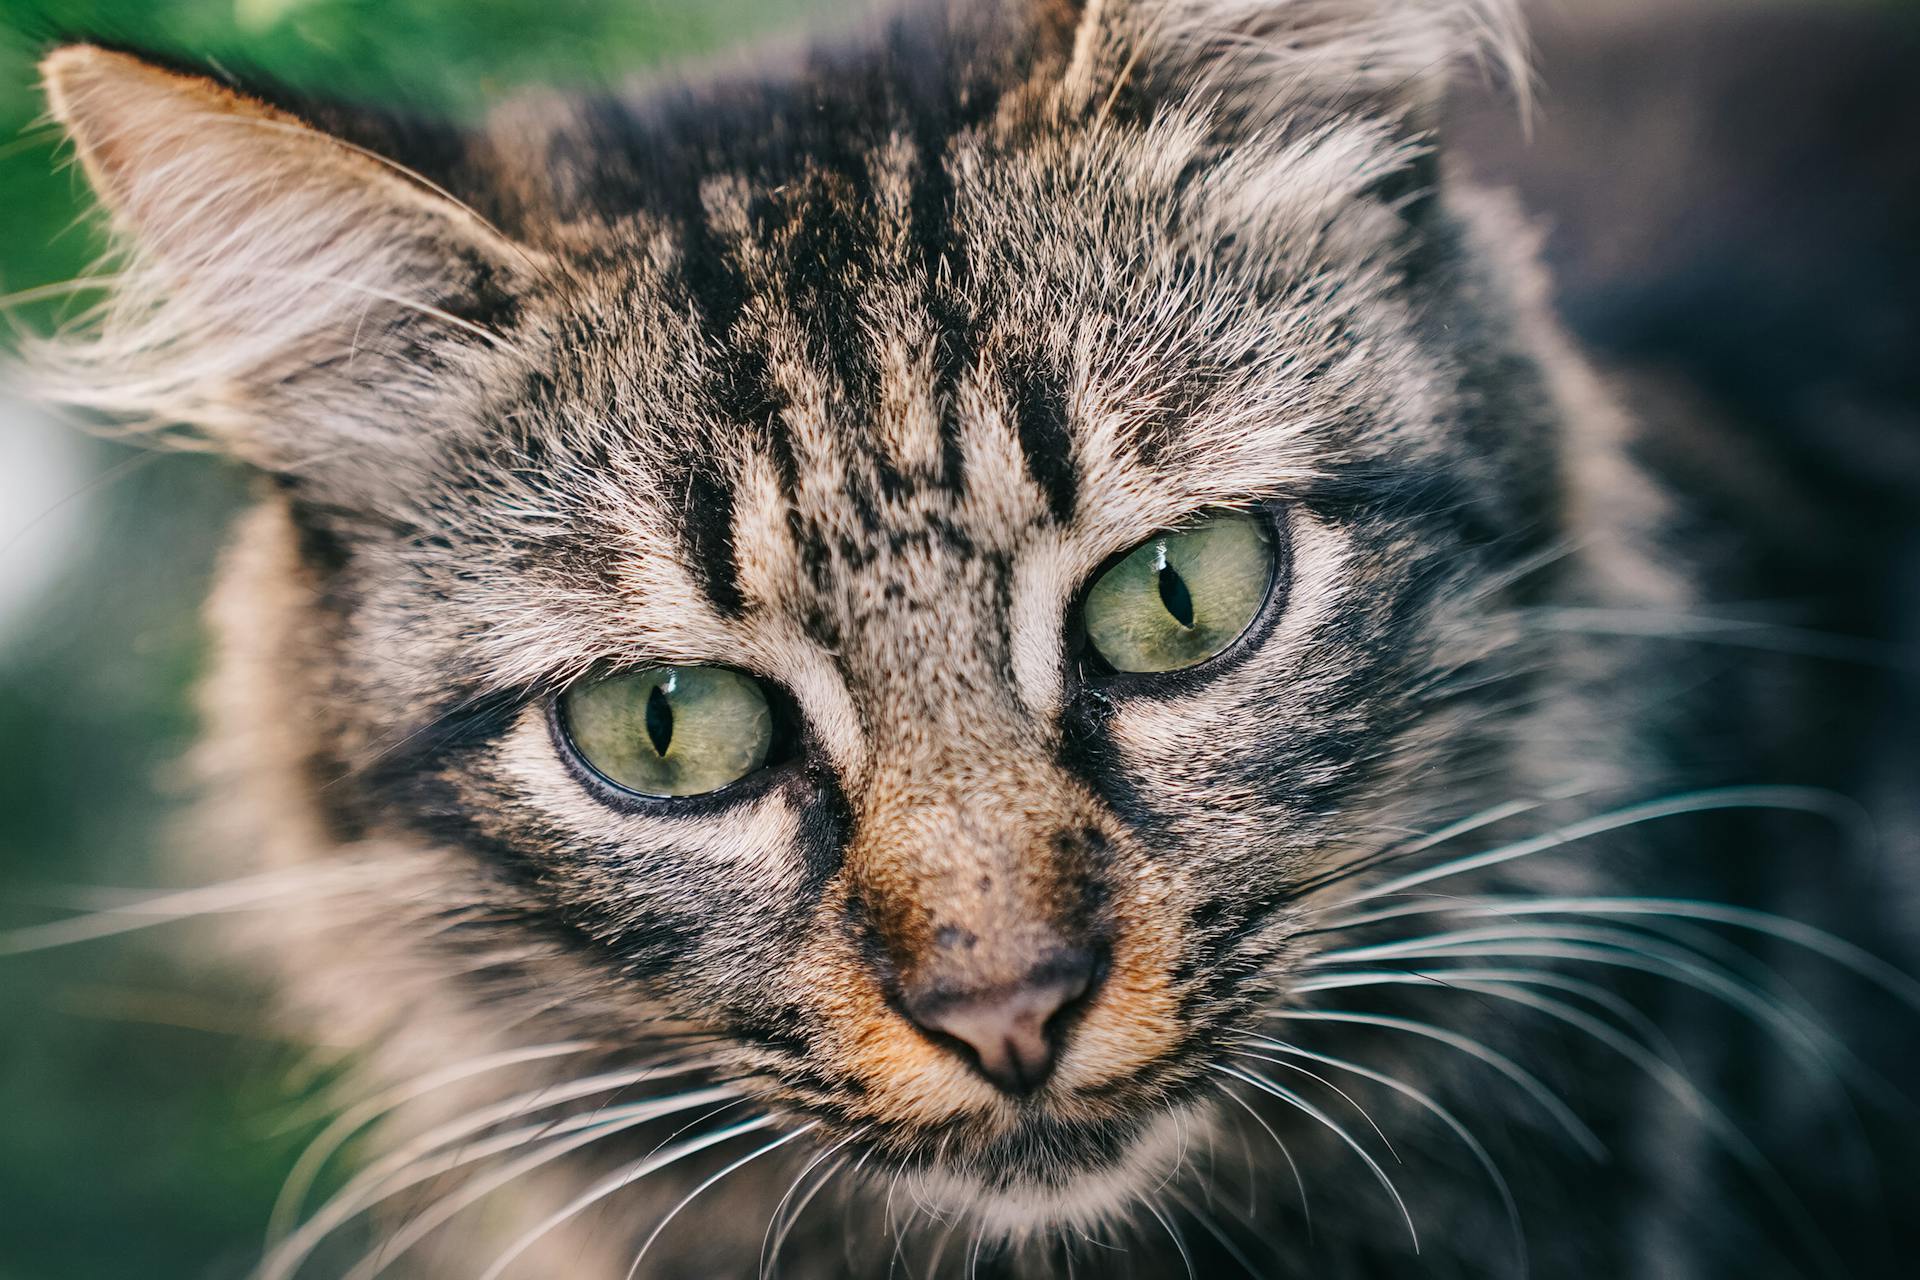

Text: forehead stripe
xmin=1008 ymin=357 xmax=1079 ymax=524
xmin=678 ymin=461 xmax=748 ymax=618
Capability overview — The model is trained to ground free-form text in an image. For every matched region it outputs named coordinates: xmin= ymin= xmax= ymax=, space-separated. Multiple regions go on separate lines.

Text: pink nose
xmin=903 ymin=953 xmax=1098 ymax=1096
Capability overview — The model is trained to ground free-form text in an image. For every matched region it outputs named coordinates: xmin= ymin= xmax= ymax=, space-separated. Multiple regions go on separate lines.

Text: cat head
xmin=34 ymin=0 xmax=1571 ymax=1235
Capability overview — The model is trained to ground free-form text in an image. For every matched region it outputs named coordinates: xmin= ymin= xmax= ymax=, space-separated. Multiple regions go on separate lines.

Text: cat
xmin=17 ymin=0 xmax=1920 ymax=1275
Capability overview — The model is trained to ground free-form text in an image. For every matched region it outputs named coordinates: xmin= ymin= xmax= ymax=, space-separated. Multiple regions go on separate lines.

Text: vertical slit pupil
xmin=644 ymin=684 xmax=675 ymax=757
xmin=1157 ymin=565 xmax=1195 ymax=629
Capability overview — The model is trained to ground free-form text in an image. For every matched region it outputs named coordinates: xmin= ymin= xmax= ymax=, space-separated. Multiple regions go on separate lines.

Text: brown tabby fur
xmin=20 ymin=0 xmax=1920 ymax=1275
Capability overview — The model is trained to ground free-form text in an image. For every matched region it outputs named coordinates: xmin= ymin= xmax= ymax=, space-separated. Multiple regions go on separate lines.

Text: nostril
xmin=904 ymin=949 xmax=1101 ymax=1096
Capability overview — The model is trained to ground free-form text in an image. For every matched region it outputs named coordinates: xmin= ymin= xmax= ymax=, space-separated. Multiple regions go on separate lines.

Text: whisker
xmin=1289 ymin=966 xmax=1684 ymax=1064
xmin=1325 ymin=786 xmax=1871 ymax=911
xmin=1237 ymin=1031 xmax=1528 ymax=1276
xmin=1208 ymin=1078 xmax=1311 ymax=1232
xmin=1142 ymin=1196 xmax=1197 ymax=1280
xmin=1433 ymin=977 xmax=1847 ymax=1279
xmin=1286 ymin=793 xmax=1572 ymax=904
xmin=921 ymin=1214 xmax=961 ymax=1280
xmin=1 ymin=859 xmax=419 ymax=954
xmin=1270 ymin=1010 xmax=1605 ymax=1158
xmin=1163 ymin=1184 xmax=1267 ymax=1279
xmin=1307 ymin=925 xmax=1875 ymax=1096
xmin=1211 ymin=1063 xmax=1420 ymax=1252
xmin=346 ymin=1101 xmax=759 ymax=1280
xmin=883 ymin=1173 xmax=917 ymax=1280
xmin=1314 ymin=895 xmax=1920 ymax=1012
xmin=839 ymin=1148 xmax=882 ymax=1273
xmin=469 ymin=1114 xmax=791 ymax=1280
xmin=615 ymin=1123 xmax=817 ymax=1280
xmin=1225 ymin=1049 xmax=1400 ymax=1160
xmin=261 ymin=1072 xmax=732 ymax=1280
xmin=0 ymin=273 xmax=126 ymax=310
xmin=761 ymin=1135 xmax=861 ymax=1279
xmin=267 ymin=1039 xmax=600 ymax=1246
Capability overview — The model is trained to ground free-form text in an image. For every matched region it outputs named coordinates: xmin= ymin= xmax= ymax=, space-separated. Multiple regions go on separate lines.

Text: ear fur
xmin=30 ymin=46 xmax=538 ymax=470
xmin=1047 ymin=0 xmax=1530 ymax=126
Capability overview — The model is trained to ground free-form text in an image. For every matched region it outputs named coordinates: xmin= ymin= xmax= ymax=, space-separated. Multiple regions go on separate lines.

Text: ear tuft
xmin=43 ymin=45 xmax=282 ymax=228
xmin=1056 ymin=0 xmax=1531 ymax=124
xmin=27 ymin=45 xmax=534 ymax=470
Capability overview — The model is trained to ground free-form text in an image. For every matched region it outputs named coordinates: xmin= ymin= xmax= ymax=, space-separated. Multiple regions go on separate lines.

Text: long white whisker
xmin=1288 ymin=966 xmax=1685 ymax=1063
xmin=1163 ymin=1184 xmax=1266 ymax=1279
xmin=615 ymin=1123 xmax=816 ymax=1280
xmin=883 ymin=1172 xmax=917 ymax=1279
xmin=1270 ymin=1010 xmax=1605 ymax=1158
xmin=1142 ymin=1196 xmax=1198 ymax=1280
xmin=1208 ymin=1079 xmax=1311 ymax=1233
xmin=1226 ymin=1049 xmax=1400 ymax=1160
xmin=0 ymin=273 xmax=127 ymax=310
xmin=1308 ymin=925 xmax=1867 ymax=1092
xmin=1316 ymin=896 xmax=1920 ymax=1012
xmin=1290 ymin=794 xmax=1570 ymax=900
xmin=1239 ymin=1032 xmax=1528 ymax=1275
xmin=761 ymin=1135 xmax=861 ymax=1279
xmin=260 ymin=1072 xmax=730 ymax=1280
xmin=266 ymin=1039 xmax=598 ymax=1246
xmin=1328 ymin=786 xmax=1869 ymax=910
xmin=1212 ymin=1063 xmax=1420 ymax=1252
xmin=921 ymin=1215 xmax=961 ymax=1280
xmin=1437 ymin=977 xmax=1847 ymax=1279
xmin=1 ymin=860 xmax=416 ymax=954
xmin=460 ymin=1114 xmax=782 ymax=1280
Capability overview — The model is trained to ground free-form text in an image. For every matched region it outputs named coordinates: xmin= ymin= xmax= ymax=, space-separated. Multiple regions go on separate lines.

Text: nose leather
xmin=904 ymin=952 xmax=1097 ymax=1095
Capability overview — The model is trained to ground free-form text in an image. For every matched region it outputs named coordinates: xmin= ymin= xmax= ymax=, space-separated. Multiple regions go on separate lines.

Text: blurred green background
xmin=0 ymin=4 xmax=824 ymax=1277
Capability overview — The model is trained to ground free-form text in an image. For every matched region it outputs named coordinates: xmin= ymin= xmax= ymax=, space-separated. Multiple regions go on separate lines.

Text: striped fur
xmin=22 ymin=1 xmax=1917 ymax=1275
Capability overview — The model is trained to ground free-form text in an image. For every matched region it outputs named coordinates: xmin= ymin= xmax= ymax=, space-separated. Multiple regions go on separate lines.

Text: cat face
xmin=36 ymin=0 xmax=1558 ymax=1234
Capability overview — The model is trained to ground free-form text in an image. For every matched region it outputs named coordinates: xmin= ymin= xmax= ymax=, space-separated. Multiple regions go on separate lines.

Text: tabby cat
xmin=19 ymin=0 xmax=1920 ymax=1275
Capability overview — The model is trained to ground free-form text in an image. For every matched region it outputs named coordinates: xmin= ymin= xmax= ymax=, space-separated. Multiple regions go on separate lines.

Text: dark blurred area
xmin=1 ymin=1 xmax=1916 ymax=1277
xmin=1454 ymin=4 xmax=1920 ymax=1267
xmin=1455 ymin=0 xmax=1920 ymax=964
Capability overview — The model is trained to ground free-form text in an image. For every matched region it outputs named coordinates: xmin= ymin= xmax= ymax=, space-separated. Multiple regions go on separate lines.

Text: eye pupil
xmin=644 ymin=683 xmax=674 ymax=757
xmin=1157 ymin=563 xmax=1195 ymax=629
xmin=1080 ymin=510 xmax=1276 ymax=674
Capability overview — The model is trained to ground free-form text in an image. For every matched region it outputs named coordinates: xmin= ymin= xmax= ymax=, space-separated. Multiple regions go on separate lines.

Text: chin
xmin=890 ymin=1105 xmax=1205 ymax=1242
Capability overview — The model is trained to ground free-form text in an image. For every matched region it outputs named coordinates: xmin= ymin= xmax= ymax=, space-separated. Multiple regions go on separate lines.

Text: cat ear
xmin=1042 ymin=0 xmax=1529 ymax=126
xmin=35 ymin=46 xmax=537 ymax=471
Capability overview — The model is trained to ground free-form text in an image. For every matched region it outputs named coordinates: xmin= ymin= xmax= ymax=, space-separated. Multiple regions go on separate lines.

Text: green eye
xmin=1081 ymin=510 xmax=1277 ymax=674
xmin=561 ymin=666 xmax=774 ymax=798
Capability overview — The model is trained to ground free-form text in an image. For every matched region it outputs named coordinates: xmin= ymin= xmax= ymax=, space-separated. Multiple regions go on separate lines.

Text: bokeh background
xmin=0 ymin=4 xmax=832 ymax=1276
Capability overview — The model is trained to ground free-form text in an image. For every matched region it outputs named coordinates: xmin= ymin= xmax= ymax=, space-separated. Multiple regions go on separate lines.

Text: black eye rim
xmin=549 ymin=664 xmax=808 ymax=815
xmin=1070 ymin=501 xmax=1292 ymax=698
